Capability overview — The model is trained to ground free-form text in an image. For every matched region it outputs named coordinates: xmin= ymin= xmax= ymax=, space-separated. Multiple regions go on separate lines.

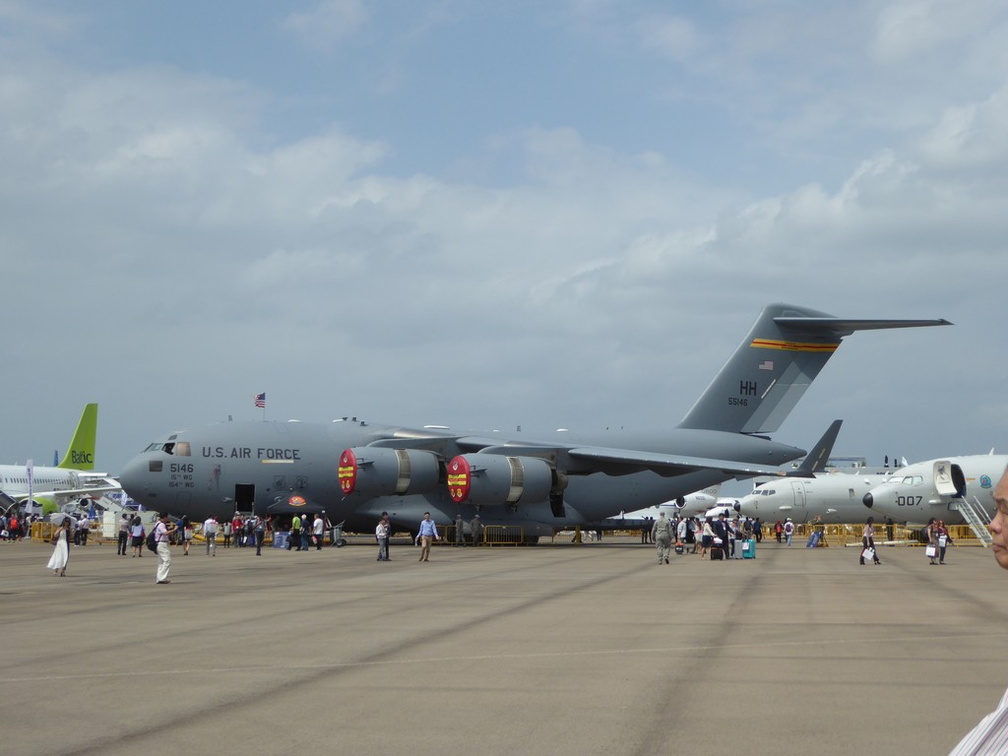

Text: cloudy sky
xmin=2 ymin=0 xmax=1006 ymax=482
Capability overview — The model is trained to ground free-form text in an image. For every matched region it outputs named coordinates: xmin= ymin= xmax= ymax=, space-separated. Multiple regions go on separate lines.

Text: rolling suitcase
xmin=710 ymin=546 xmax=724 ymax=561
xmin=742 ymin=539 xmax=756 ymax=559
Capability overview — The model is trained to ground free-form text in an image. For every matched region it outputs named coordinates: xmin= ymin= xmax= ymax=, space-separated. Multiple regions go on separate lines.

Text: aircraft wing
xmin=14 ymin=484 xmax=121 ymax=502
xmin=372 ymin=434 xmax=787 ymax=479
xmin=560 ymin=446 xmax=787 ymax=479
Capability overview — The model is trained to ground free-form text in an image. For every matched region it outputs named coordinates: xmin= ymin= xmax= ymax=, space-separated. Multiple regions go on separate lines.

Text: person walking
xmin=46 ymin=519 xmax=71 ymax=577
xmin=180 ymin=515 xmax=192 ymax=556
xmin=313 ymin=513 xmax=324 ymax=550
xmin=203 ymin=515 xmax=218 ymax=556
xmin=859 ymin=517 xmax=881 ymax=565
xmin=455 ymin=514 xmax=464 ymax=547
xmin=254 ymin=515 xmax=266 ymax=556
xmin=699 ymin=518 xmax=714 ymax=559
xmin=415 ymin=512 xmax=439 ymax=562
xmin=130 ymin=515 xmax=145 ymax=558
xmin=154 ymin=513 xmax=177 ymax=584
xmin=117 ymin=512 xmax=130 ymax=556
xmin=924 ymin=517 xmax=939 ymax=565
xmin=470 ymin=515 xmax=482 ymax=547
xmin=937 ymin=520 xmax=952 ymax=564
xmin=651 ymin=511 xmax=673 ymax=564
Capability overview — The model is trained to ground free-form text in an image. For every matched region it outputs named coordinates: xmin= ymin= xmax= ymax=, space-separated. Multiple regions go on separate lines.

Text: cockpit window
xmin=174 ymin=442 xmax=191 ymax=457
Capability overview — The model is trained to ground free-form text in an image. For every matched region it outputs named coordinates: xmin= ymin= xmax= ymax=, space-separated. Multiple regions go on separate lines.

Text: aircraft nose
xmin=862 ymin=492 xmax=873 ymax=508
xmin=119 ymin=455 xmax=147 ymax=496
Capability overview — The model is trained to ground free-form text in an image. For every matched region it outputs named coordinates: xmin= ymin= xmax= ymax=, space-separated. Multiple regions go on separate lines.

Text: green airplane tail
xmin=57 ymin=403 xmax=98 ymax=471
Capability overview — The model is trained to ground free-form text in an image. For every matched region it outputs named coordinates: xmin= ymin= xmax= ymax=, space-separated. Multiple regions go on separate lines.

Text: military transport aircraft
xmin=0 ymin=404 xmax=120 ymax=514
xmin=119 ymin=304 xmax=950 ymax=539
xmin=862 ymin=453 xmax=1008 ymax=526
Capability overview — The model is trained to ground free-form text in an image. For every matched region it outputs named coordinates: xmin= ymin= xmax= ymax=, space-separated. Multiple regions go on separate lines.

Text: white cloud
xmin=281 ymin=0 xmax=367 ymax=53
xmin=634 ymin=14 xmax=702 ymax=62
xmin=2 ymin=1 xmax=1008 ymax=472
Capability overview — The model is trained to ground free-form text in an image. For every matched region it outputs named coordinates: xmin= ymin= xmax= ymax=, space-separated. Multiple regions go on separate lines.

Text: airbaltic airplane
xmin=862 ymin=454 xmax=1008 ymax=525
xmin=119 ymin=304 xmax=949 ymax=538
xmin=0 ymin=404 xmax=119 ymax=513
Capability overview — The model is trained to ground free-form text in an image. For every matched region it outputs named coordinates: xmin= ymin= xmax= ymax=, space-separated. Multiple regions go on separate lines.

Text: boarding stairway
xmin=953 ymin=496 xmax=993 ymax=548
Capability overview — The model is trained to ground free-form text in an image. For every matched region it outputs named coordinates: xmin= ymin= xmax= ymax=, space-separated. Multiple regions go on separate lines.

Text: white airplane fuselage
xmin=862 ymin=455 xmax=1008 ymax=525
xmin=737 ymin=468 xmax=899 ymax=524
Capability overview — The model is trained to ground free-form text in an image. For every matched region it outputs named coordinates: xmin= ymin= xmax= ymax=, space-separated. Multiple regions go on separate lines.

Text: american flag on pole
xmin=254 ymin=392 xmax=266 ymax=408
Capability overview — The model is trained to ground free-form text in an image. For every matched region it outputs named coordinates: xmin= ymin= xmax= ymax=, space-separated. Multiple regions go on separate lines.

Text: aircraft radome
xmin=862 ymin=453 xmax=1008 ymax=526
xmin=119 ymin=303 xmax=950 ymax=541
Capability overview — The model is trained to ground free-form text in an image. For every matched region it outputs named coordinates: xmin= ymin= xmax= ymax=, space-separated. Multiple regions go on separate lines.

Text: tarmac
xmin=2 ymin=534 xmax=1007 ymax=756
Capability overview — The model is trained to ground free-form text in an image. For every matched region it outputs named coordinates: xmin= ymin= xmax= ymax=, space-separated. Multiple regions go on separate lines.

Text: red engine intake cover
xmin=447 ymin=456 xmax=472 ymax=503
xmin=338 ymin=449 xmax=358 ymax=494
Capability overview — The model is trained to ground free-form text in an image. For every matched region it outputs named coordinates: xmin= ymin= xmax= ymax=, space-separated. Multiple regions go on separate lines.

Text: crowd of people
xmin=642 ymin=511 xmax=764 ymax=562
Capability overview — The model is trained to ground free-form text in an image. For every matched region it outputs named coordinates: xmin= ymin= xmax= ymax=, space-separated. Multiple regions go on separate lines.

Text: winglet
xmin=57 ymin=403 xmax=98 ymax=471
xmin=786 ymin=420 xmax=842 ymax=477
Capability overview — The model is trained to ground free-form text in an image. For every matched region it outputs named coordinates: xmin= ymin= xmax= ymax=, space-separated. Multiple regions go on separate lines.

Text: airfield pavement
xmin=2 ymin=533 xmax=1007 ymax=756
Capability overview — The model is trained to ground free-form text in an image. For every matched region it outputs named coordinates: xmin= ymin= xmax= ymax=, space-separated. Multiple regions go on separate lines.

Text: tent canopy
xmin=266 ymin=494 xmax=324 ymax=516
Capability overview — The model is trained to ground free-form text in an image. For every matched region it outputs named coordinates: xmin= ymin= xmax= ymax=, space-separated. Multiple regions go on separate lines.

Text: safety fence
xmin=439 ymin=524 xmax=525 ymax=546
xmin=24 ymin=520 xmax=990 ymax=549
xmin=626 ymin=522 xmax=986 ymax=549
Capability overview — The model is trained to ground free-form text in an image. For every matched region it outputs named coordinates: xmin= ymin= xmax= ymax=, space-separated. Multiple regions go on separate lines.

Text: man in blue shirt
xmin=415 ymin=512 xmax=439 ymax=562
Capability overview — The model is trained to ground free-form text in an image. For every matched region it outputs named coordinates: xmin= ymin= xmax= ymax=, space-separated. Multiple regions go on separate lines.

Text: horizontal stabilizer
xmin=678 ymin=304 xmax=951 ymax=434
xmin=774 ymin=317 xmax=953 ymax=335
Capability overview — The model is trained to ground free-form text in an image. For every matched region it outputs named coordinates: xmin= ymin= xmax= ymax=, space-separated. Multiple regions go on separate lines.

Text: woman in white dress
xmin=47 ymin=519 xmax=71 ymax=576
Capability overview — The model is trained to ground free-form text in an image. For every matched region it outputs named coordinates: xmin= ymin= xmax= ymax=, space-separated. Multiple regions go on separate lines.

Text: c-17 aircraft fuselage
xmin=120 ymin=304 xmax=950 ymax=537
xmin=122 ymin=421 xmax=800 ymax=536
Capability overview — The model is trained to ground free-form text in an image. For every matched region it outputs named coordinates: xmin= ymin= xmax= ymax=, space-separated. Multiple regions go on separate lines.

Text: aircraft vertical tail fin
xmin=677 ymin=304 xmax=950 ymax=434
xmin=57 ymin=403 xmax=98 ymax=471
xmin=787 ymin=420 xmax=842 ymax=477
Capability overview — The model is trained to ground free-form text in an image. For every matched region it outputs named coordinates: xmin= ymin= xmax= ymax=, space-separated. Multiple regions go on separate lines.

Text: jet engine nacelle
xmin=338 ymin=447 xmax=443 ymax=497
xmin=446 ymin=454 xmax=563 ymax=506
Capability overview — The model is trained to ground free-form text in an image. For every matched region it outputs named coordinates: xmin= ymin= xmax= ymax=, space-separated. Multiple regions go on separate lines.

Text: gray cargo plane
xmin=119 ymin=304 xmax=950 ymax=539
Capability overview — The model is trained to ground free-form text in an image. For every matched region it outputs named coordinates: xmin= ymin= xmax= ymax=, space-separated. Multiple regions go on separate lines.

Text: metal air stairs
xmin=953 ymin=496 xmax=993 ymax=547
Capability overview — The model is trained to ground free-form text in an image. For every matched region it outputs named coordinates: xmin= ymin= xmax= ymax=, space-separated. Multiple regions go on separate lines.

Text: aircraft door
xmin=235 ymin=484 xmax=256 ymax=512
xmin=933 ymin=461 xmax=966 ymax=498
xmin=790 ymin=481 xmax=806 ymax=518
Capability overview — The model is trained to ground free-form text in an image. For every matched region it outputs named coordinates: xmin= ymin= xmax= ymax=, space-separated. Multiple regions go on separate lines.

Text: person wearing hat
xmin=783 ymin=517 xmax=794 ymax=547
xmin=651 ymin=511 xmax=673 ymax=564
xmin=470 ymin=514 xmax=482 ymax=548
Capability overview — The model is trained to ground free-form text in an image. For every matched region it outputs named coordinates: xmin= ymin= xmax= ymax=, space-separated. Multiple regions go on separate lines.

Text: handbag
xmin=938 ymin=535 xmax=948 ymax=548
xmin=861 ymin=547 xmax=875 ymax=561
xmin=925 ymin=545 xmax=937 ymax=558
